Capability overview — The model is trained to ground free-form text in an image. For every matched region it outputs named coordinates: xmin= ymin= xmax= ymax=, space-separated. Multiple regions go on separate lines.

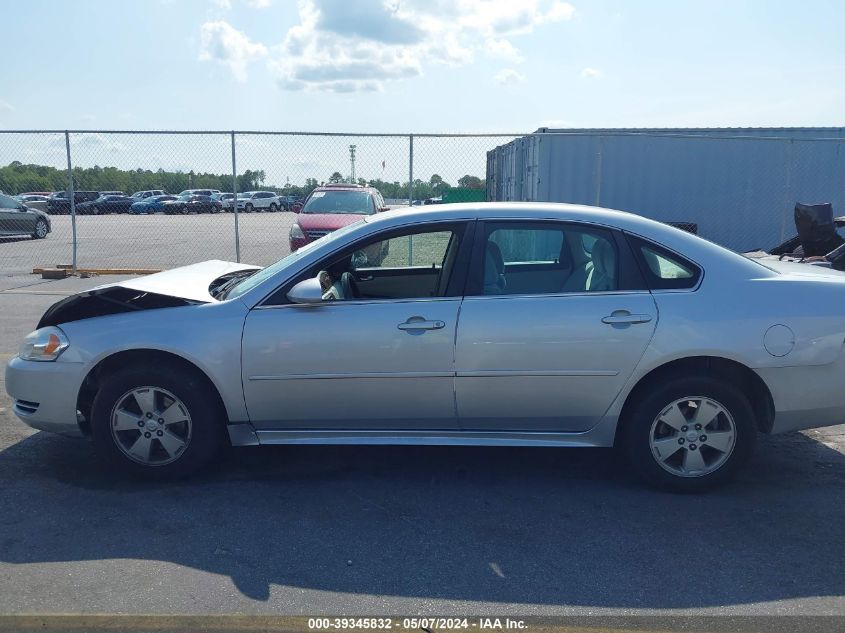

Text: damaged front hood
xmin=38 ymin=260 xmax=261 ymax=328
xmin=94 ymin=259 xmax=260 ymax=302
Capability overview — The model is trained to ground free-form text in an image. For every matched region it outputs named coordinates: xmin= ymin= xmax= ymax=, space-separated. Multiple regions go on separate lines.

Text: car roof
xmin=313 ymin=184 xmax=375 ymax=193
xmin=362 ymin=202 xmax=772 ymax=276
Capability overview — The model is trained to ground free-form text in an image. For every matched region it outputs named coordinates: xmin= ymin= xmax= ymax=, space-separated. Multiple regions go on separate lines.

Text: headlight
xmin=19 ymin=327 xmax=69 ymax=362
xmin=289 ymin=223 xmax=305 ymax=240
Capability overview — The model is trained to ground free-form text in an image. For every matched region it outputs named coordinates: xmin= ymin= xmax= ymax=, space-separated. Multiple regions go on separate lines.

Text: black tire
xmin=32 ymin=219 xmax=49 ymax=239
xmin=245 ymin=203 xmax=254 ymax=213
xmin=180 ymin=205 xmax=189 ymax=215
xmin=269 ymin=202 xmax=278 ymax=212
xmin=621 ymin=374 xmax=757 ymax=492
xmin=90 ymin=364 xmax=227 ymax=480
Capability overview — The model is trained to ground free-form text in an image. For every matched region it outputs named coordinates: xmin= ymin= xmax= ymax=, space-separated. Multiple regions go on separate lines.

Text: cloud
xmin=246 ymin=0 xmax=270 ymax=7
xmin=484 ymin=38 xmax=524 ymax=63
xmin=211 ymin=0 xmax=231 ymax=9
xmin=580 ymin=67 xmax=602 ymax=79
xmin=263 ymin=0 xmax=573 ymax=92
xmin=0 ymin=99 xmax=13 ymax=113
xmin=494 ymin=68 xmax=526 ymax=85
xmin=199 ymin=20 xmax=268 ymax=81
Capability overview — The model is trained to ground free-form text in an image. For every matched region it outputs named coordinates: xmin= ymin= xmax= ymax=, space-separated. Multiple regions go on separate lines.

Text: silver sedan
xmin=6 ymin=203 xmax=845 ymax=491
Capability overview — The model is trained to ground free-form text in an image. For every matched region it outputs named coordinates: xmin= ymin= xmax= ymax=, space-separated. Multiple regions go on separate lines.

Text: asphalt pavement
xmin=0 ymin=272 xmax=843 ymax=618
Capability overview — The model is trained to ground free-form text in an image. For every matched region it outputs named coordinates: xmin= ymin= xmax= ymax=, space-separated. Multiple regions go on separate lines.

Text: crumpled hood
xmin=94 ymin=260 xmax=261 ymax=302
xmin=37 ymin=260 xmax=262 ymax=328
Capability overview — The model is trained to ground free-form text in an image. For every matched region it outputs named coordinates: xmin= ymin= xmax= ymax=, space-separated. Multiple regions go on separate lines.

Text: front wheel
xmin=32 ymin=219 xmax=48 ymax=239
xmin=245 ymin=203 xmax=254 ymax=213
xmin=621 ymin=375 xmax=757 ymax=492
xmin=90 ymin=365 xmax=226 ymax=479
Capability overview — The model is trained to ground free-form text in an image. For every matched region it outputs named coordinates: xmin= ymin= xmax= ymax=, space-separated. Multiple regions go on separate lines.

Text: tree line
xmin=0 ymin=161 xmax=484 ymax=201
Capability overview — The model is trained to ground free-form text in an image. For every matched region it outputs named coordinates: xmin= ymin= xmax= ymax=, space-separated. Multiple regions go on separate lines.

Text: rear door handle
xmin=601 ymin=311 xmax=653 ymax=325
xmin=398 ymin=318 xmax=445 ymax=331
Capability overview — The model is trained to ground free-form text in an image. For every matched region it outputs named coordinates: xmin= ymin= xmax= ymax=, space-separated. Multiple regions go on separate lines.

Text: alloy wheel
xmin=649 ymin=396 xmax=737 ymax=477
xmin=110 ymin=386 xmax=193 ymax=466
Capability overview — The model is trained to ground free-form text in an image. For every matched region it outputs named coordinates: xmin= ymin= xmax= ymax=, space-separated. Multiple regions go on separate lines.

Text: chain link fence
xmin=0 ymin=131 xmax=513 ymax=274
xmin=1 ymin=129 xmax=843 ymax=274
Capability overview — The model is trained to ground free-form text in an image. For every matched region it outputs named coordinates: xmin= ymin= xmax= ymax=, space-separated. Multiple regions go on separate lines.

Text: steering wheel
xmin=340 ymin=272 xmax=361 ymax=299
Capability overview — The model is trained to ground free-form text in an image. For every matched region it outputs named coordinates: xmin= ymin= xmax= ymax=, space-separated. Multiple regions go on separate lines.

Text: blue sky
xmin=2 ymin=0 xmax=845 ymax=132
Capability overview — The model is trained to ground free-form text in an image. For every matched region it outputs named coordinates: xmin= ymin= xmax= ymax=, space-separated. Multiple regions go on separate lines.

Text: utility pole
xmin=349 ymin=144 xmax=357 ymax=183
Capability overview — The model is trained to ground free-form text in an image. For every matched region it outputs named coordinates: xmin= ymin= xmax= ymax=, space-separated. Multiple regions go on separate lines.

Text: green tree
xmin=328 ymin=171 xmax=343 ymax=184
xmin=458 ymin=174 xmax=484 ymax=189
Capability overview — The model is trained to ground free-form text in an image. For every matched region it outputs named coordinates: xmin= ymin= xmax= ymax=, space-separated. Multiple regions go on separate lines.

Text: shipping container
xmin=486 ymin=128 xmax=845 ymax=251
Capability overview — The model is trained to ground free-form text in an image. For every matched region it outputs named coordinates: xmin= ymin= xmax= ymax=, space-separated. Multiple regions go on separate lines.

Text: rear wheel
xmin=90 ymin=365 xmax=226 ymax=479
xmin=621 ymin=375 xmax=756 ymax=492
xmin=269 ymin=202 xmax=278 ymax=212
xmin=32 ymin=219 xmax=48 ymax=239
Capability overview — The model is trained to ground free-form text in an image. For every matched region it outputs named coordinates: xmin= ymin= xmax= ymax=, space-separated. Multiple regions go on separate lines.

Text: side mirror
xmin=286 ymin=277 xmax=324 ymax=304
xmin=379 ymin=206 xmax=389 ymax=212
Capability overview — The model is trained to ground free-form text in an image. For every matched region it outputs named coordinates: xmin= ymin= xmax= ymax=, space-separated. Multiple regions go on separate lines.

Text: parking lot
xmin=0 ymin=212 xmax=301 ymax=274
xmin=0 ymin=272 xmax=844 ymax=617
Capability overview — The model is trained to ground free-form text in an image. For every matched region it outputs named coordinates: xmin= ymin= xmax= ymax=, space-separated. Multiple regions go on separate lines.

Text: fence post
xmin=231 ymin=131 xmax=240 ymax=263
xmin=408 ymin=134 xmax=414 ymax=206
xmin=408 ymin=134 xmax=414 ymax=263
xmin=64 ymin=131 xmax=77 ymax=273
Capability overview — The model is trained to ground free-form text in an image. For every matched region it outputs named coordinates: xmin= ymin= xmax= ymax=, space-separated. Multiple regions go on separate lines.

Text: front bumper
xmin=5 ymin=356 xmax=86 ymax=437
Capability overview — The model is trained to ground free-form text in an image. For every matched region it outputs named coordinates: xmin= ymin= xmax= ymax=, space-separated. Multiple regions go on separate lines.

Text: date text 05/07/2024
xmin=307 ymin=617 xmax=528 ymax=630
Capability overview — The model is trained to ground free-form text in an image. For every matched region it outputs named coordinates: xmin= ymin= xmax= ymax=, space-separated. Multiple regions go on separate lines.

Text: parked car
xmin=162 ymin=194 xmax=222 ymax=214
xmin=76 ymin=194 xmax=135 ymax=215
xmin=19 ymin=191 xmax=53 ymax=198
xmin=46 ymin=191 xmax=99 ymax=215
xmin=235 ymin=191 xmax=281 ymax=213
xmin=277 ymin=195 xmax=298 ymax=211
xmin=289 ymin=184 xmax=388 ymax=257
xmin=0 ymin=192 xmax=51 ymax=239
xmin=16 ymin=194 xmax=49 ymax=203
xmin=129 ymin=195 xmax=178 ymax=215
xmin=177 ymin=189 xmax=218 ymax=197
xmin=12 ymin=202 xmax=845 ymax=490
xmin=212 ymin=192 xmax=235 ymax=211
xmin=131 ymin=190 xmax=166 ymax=199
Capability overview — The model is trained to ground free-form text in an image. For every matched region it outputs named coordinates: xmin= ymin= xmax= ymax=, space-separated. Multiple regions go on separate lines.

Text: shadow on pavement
xmin=0 ymin=429 xmax=843 ymax=609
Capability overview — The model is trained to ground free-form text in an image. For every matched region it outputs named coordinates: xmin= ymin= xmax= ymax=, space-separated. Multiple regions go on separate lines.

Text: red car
xmin=289 ymin=184 xmax=390 ymax=261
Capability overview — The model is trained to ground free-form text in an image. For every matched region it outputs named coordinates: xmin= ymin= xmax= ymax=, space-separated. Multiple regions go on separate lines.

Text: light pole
xmin=349 ymin=144 xmax=357 ymax=183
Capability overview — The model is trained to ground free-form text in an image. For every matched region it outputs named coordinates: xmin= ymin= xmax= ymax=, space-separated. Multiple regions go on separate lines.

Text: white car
xmin=236 ymin=191 xmax=281 ymax=213
xmin=6 ymin=202 xmax=845 ymax=491
xmin=131 ymin=190 xmax=166 ymax=199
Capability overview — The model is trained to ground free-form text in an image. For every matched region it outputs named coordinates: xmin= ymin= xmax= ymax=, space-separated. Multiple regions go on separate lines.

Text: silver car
xmin=6 ymin=203 xmax=845 ymax=491
xmin=0 ymin=193 xmax=51 ymax=239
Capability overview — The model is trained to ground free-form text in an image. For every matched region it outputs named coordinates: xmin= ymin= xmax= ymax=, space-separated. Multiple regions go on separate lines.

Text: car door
xmin=241 ymin=222 xmax=472 ymax=431
xmin=454 ymin=220 xmax=658 ymax=433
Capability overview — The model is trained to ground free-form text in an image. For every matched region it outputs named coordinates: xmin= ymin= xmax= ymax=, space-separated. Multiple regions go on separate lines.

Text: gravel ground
xmin=0 ymin=273 xmax=843 ymax=619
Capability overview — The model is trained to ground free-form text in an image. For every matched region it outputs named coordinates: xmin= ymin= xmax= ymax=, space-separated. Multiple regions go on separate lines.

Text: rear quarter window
xmin=627 ymin=234 xmax=701 ymax=290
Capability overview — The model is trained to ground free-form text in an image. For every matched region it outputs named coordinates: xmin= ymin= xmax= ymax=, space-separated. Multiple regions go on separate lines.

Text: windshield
xmin=225 ymin=219 xmax=366 ymax=300
xmin=302 ymin=190 xmax=373 ymax=215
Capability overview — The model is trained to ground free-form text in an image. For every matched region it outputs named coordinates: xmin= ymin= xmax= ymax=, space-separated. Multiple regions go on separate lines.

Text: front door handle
xmin=397 ymin=317 xmax=446 ymax=331
xmin=601 ymin=311 xmax=653 ymax=325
